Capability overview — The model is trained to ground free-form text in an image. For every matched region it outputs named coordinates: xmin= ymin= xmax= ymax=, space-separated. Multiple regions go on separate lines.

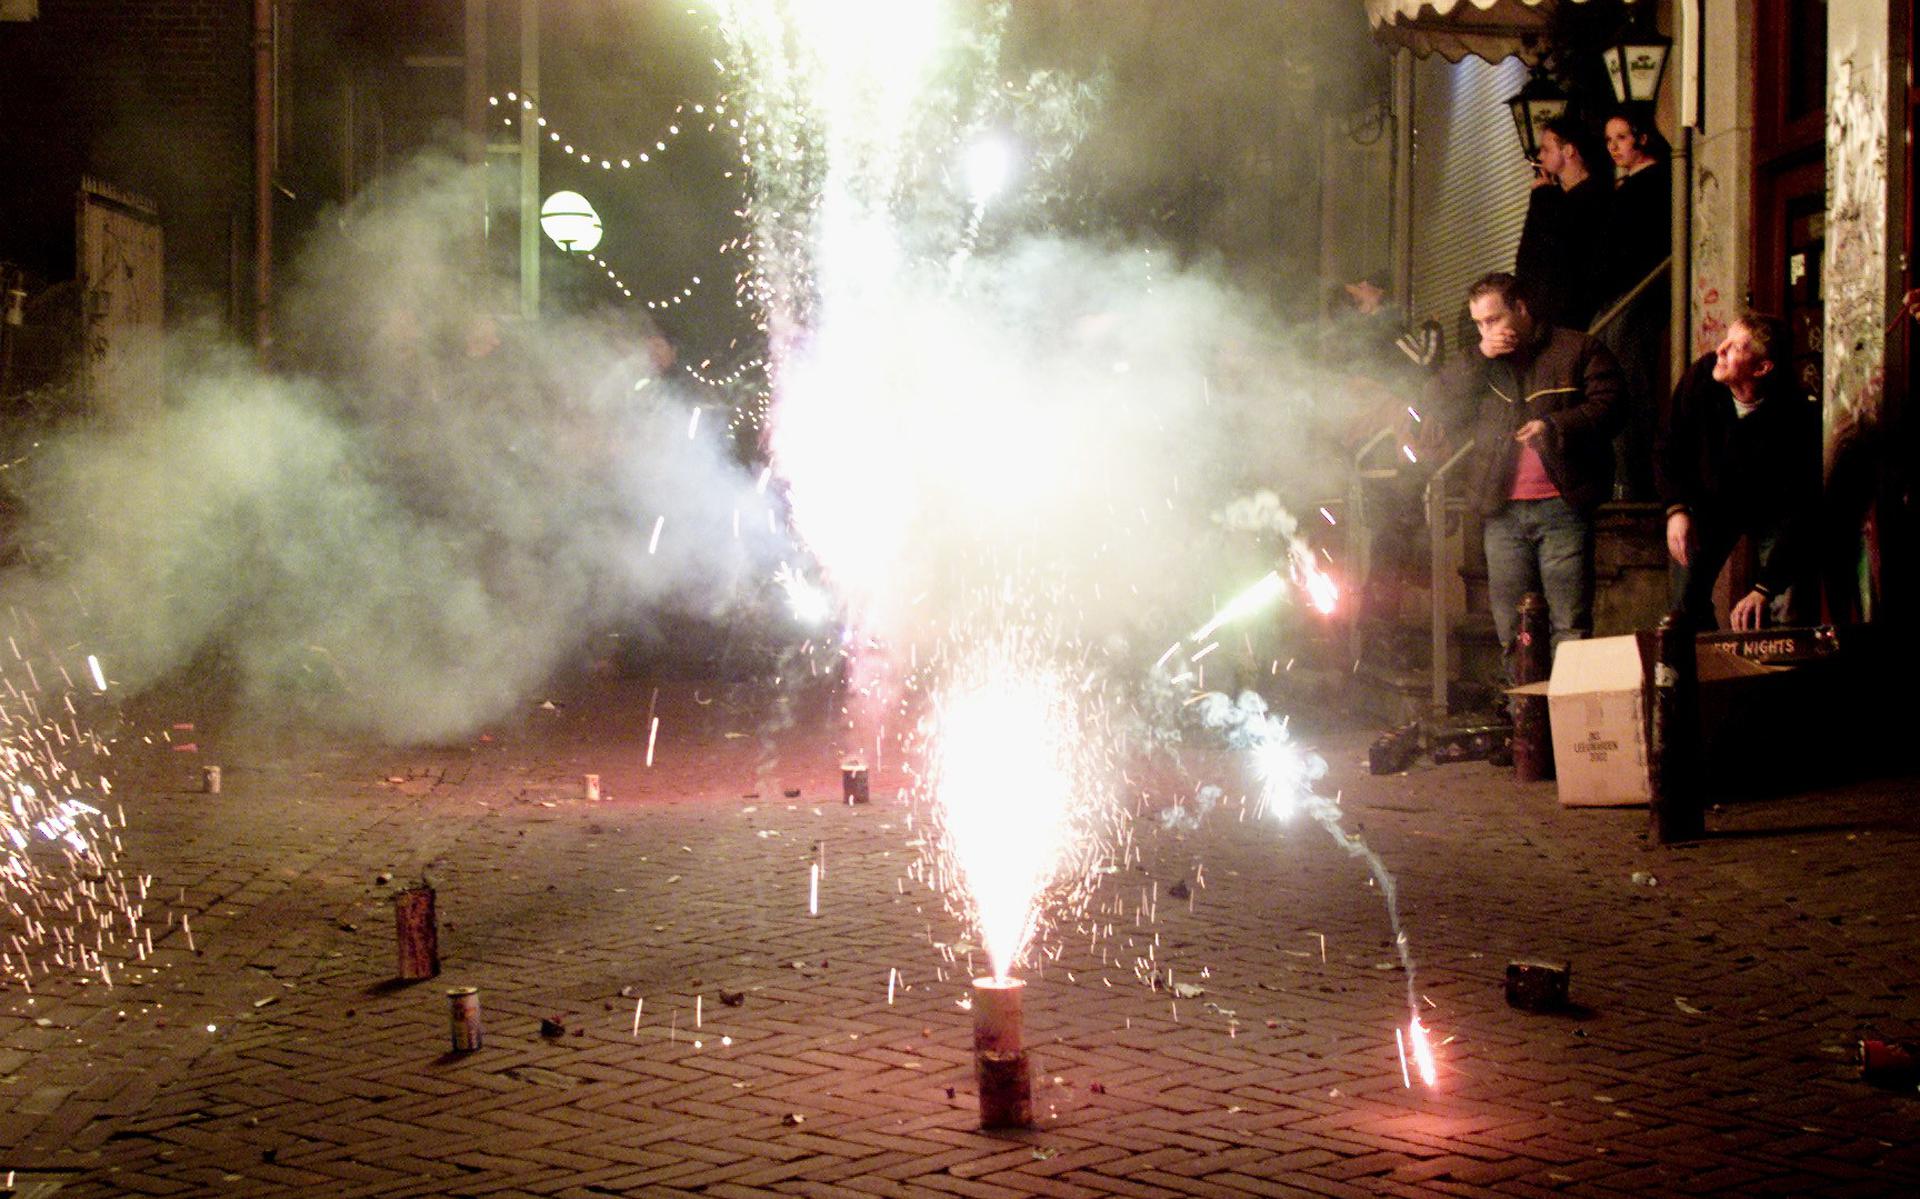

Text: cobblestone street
xmin=2 ymin=670 xmax=1917 ymax=1198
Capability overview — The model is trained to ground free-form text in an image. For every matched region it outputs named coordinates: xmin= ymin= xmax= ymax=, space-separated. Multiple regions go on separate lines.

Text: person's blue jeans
xmin=1484 ymin=497 xmax=1595 ymax=682
xmin=1669 ymin=521 xmax=1799 ymax=630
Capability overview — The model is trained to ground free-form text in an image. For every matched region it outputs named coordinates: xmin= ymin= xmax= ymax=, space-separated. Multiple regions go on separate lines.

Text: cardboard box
xmin=1512 ymin=634 xmax=1787 ymax=809
xmin=1544 ymin=636 xmax=1649 ymax=807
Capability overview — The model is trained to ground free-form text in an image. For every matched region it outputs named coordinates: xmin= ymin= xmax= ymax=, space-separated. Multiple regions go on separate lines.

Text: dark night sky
xmin=511 ymin=0 xmax=1382 ymax=348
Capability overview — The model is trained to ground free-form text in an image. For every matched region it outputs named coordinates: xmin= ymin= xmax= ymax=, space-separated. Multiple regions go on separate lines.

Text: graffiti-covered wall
xmin=1688 ymin=0 xmax=1755 ymax=361
xmin=1822 ymin=0 xmax=1907 ymax=621
xmin=1824 ymin=43 xmax=1891 ymax=453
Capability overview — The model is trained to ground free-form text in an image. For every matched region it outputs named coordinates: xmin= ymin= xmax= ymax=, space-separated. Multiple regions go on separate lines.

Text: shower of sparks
xmin=713 ymin=0 xmax=1105 ymax=640
xmin=910 ymin=632 xmax=1123 ymax=982
xmin=2 ymin=644 xmax=155 ymax=990
xmin=712 ymin=4 xmax=1411 ymax=1083
xmin=0 ymin=641 xmax=153 ymax=991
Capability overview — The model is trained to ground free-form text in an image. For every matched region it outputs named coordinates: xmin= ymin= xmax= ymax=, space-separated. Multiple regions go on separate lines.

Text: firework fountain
xmin=912 ymin=628 xmax=1127 ymax=1124
xmin=712 ymin=0 xmax=1437 ymax=1118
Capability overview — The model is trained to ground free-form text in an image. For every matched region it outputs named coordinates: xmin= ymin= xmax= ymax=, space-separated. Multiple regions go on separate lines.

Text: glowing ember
xmin=963 ymin=134 xmax=1017 ymax=206
xmin=774 ymin=561 xmax=832 ymax=626
xmin=1250 ymin=734 xmax=1311 ymax=823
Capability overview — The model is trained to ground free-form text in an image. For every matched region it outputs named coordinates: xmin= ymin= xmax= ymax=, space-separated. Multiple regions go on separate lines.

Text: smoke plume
xmin=3 ymin=158 xmax=786 ymax=742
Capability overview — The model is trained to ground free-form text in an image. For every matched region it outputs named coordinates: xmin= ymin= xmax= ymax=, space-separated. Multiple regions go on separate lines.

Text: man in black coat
xmin=1654 ymin=311 xmax=1820 ymax=630
xmin=1514 ymin=116 xmax=1610 ymax=332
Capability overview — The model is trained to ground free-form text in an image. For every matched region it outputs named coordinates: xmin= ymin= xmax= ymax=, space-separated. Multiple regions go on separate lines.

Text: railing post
xmin=1427 ymin=460 xmax=1449 ymax=714
xmin=1511 ymin=592 xmax=1553 ymax=781
xmin=1648 ymin=611 xmax=1703 ymax=843
xmin=1425 ymin=438 xmax=1475 ymax=716
xmin=1348 ymin=426 xmax=1395 ymax=666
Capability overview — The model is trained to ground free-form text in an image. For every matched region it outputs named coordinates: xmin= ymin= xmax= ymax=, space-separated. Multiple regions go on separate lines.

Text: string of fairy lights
xmin=488 ymin=86 xmax=774 ymax=413
xmin=489 ymin=92 xmax=748 ymax=175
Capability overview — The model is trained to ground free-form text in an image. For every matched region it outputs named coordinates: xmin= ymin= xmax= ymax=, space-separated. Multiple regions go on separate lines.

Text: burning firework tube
xmin=583 ymin=774 xmax=601 ymax=802
xmin=972 ymin=977 xmax=1032 ymax=1128
xmin=202 ymin=766 xmax=221 ymax=794
xmin=841 ymin=758 xmax=869 ymax=805
xmin=1860 ymin=1038 xmax=1920 ymax=1083
xmin=447 ymin=987 xmax=483 ymax=1052
xmin=1648 ymin=611 xmax=1704 ymax=844
xmin=394 ymin=885 xmax=440 ymax=981
xmin=1511 ymin=593 xmax=1553 ymax=782
xmin=1505 ymin=959 xmax=1570 ymax=1012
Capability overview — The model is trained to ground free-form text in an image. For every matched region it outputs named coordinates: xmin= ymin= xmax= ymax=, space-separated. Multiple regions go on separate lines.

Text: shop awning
xmin=1365 ymin=0 xmax=1592 ymax=64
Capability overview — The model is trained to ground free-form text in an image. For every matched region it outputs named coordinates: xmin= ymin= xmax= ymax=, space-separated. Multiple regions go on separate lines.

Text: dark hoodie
xmin=1654 ymin=352 xmax=1821 ymax=597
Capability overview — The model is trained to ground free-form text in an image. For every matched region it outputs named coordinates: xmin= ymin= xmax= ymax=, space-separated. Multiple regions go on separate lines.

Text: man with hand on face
xmin=1430 ymin=272 xmax=1625 ymax=681
xmin=1655 ymin=311 xmax=1818 ymax=630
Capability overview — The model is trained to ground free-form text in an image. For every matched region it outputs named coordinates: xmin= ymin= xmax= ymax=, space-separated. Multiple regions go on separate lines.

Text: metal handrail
xmin=1346 ymin=423 xmax=1401 ymax=662
xmin=1425 ymin=437 xmax=1476 ymax=714
xmin=1586 ymin=256 xmax=1672 ymax=342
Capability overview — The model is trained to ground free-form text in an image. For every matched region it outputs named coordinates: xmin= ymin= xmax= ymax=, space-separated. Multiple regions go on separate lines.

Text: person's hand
xmin=1665 ymin=511 xmax=1693 ymax=566
xmin=1480 ymin=325 xmax=1521 ymax=358
xmin=1514 ymin=419 xmax=1548 ymax=446
xmin=1531 ymin=163 xmax=1554 ymax=190
xmin=1729 ymin=588 xmax=1767 ymax=631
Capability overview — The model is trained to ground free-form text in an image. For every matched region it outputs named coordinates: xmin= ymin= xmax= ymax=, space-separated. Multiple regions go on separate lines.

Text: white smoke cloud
xmin=3 ymin=157 xmax=789 ymax=742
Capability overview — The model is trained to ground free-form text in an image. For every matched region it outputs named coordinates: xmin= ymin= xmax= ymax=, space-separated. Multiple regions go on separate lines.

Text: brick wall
xmin=0 ymin=0 xmax=252 ymax=316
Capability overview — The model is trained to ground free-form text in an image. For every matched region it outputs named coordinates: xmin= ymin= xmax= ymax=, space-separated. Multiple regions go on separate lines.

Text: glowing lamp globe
xmin=540 ymin=190 xmax=602 ymax=252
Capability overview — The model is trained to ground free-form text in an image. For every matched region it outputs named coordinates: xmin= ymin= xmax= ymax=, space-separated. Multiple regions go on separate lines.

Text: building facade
xmin=1369 ymin=0 xmax=1917 ymax=639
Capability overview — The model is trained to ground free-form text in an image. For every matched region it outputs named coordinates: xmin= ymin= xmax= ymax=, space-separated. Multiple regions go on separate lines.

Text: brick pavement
xmin=2 ymin=670 xmax=1918 ymax=1197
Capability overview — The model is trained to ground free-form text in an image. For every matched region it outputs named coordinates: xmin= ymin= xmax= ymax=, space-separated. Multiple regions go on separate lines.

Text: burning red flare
xmin=1288 ymin=542 xmax=1339 ymax=616
xmin=1408 ymin=1016 xmax=1439 ymax=1087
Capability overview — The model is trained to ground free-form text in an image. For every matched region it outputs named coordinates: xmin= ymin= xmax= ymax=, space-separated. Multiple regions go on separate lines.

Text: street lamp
xmin=1601 ymin=10 xmax=1672 ymax=105
xmin=539 ymin=190 xmax=602 ymax=252
xmin=1504 ymin=66 xmax=1568 ymax=161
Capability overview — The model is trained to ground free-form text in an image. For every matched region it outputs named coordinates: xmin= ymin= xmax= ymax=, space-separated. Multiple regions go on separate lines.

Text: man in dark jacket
xmin=1513 ymin=116 xmax=1610 ymax=331
xmin=1654 ymin=310 xmax=1819 ymax=629
xmin=1429 ymin=272 xmax=1625 ymax=676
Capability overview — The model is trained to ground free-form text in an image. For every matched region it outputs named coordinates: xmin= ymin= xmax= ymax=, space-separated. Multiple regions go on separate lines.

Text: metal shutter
xmin=1409 ymin=54 xmax=1533 ymax=341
